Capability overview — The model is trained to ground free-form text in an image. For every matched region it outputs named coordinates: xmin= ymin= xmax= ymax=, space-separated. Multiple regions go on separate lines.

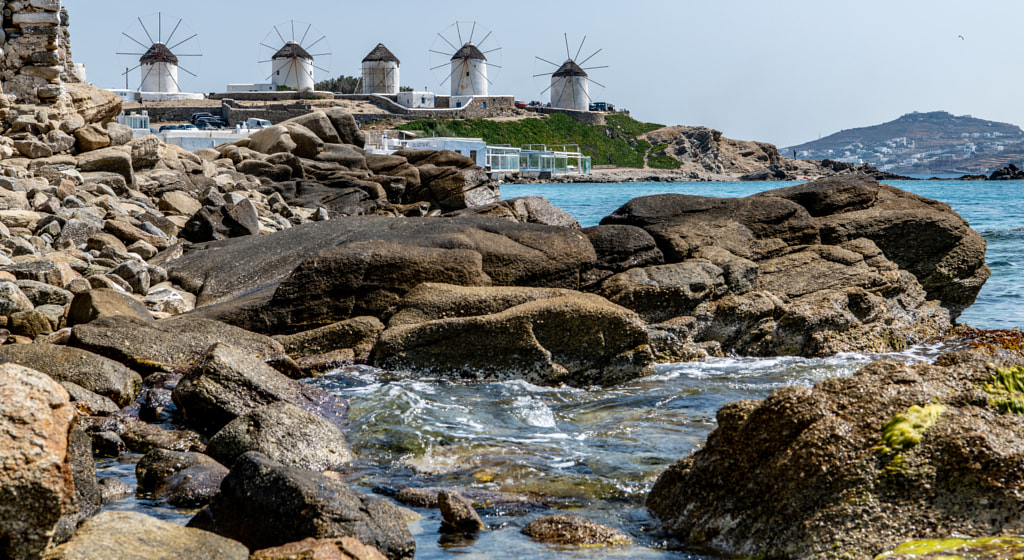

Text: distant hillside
xmin=785 ymin=111 xmax=1024 ymax=175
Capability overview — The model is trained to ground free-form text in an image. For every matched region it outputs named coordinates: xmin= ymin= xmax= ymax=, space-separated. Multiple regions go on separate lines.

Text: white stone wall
xmin=551 ymin=75 xmax=589 ymax=112
xmin=140 ymin=61 xmax=179 ymax=94
xmin=271 ymin=56 xmax=315 ymax=91
xmin=361 ymin=60 xmax=399 ymax=95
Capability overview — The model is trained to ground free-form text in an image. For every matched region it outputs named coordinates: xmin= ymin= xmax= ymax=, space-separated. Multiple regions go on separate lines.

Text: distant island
xmin=785 ymin=111 xmax=1024 ymax=175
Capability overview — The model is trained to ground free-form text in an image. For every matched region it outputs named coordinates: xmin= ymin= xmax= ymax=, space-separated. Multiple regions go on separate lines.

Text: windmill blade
xmin=178 ymin=65 xmax=197 ymax=77
xmin=158 ymin=12 xmax=162 ymax=42
xmin=477 ymin=31 xmax=493 ymax=49
xmin=116 ymin=52 xmax=146 ymax=56
xmin=468 ymin=22 xmax=476 ymax=44
xmin=139 ymin=63 xmax=156 ymax=91
xmin=166 ymin=68 xmax=182 ymax=92
xmin=574 ymin=36 xmax=587 ymax=62
xmin=299 ymin=24 xmax=312 ymax=47
xmin=170 ymin=33 xmax=197 ymax=51
xmin=588 ymin=77 xmax=606 ymax=89
xmin=430 ymin=62 xmax=450 ymax=71
xmin=430 ymin=50 xmax=454 ymax=57
xmin=175 ymin=54 xmax=202 ymax=57
xmin=121 ymin=63 xmax=143 ymax=75
xmin=564 ymin=33 xmax=571 ymax=59
xmin=138 ymin=17 xmax=154 ymax=45
xmin=165 ymin=18 xmax=183 ymax=46
xmin=312 ymin=64 xmax=330 ymax=74
xmin=482 ymin=62 xmax=502 ymax=69
xmin=274 ymin=25 xmax=286 ymax=44
xmin=579 ymin=48 xmax=602 ymax=66
xmin=437 ymin=32 xmax=458 ymax=52
xmin=533 ymin=72 xmax=554 ymax=78
xmin=291 ymin=20 xmax=295 ymax=42
xmin=285 ymin=59 xmax=298 ymax=88
xmin=483 ymin=47 xmax=501 ymax=54
xmin=456 ymin=22 xmax=462 ymax=45
xmin=309 ymin=53 xmax=331 ymax=58
xmin=582 ymin=65 xmax=609 ymax=70
xmin=536 ymin=56 xmax=560 ymax=68
xmin=123 ymin=32 xmax=149 ymax=50
xmin=540 ymin=82 xmax=554 ymax=95
xmin=260 ymin=43 xmax=279 ymax=51
xmin=257 ymin=59 xmax=273 ymax=64
xmin=305 ymin=35 xmax=327 ymax=50
xmin=441 ymin=61 xmax=461 ymax=86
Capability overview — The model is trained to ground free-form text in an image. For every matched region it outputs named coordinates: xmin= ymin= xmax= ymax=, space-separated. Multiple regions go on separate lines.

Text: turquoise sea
xmin=101 ymin=180 xmax=1024 ymax=559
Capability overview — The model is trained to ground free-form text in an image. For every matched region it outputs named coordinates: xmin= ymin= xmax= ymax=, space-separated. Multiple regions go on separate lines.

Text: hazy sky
xmin=66 ymin=0 xmax=1021 ymax=148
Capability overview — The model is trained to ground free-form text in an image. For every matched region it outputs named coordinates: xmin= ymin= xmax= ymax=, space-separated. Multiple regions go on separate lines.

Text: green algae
xmin=876 ymin=404 xmax=946 ymax=456
xmin=983 ymin=365 xmax=1024 ymax=415
xmin=875 ymin=536 xmax=1024 ymax=559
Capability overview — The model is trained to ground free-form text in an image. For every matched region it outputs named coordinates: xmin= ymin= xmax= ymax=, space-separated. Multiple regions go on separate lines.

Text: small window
xmin=482 ymin=102 xmax=486 ymax=109
xmin=470 ymin=150 xmax=478 ymax=162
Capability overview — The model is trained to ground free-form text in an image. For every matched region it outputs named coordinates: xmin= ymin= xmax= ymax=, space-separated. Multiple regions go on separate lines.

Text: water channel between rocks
xmin=98 ymin=180 xmax=1024 ymax=559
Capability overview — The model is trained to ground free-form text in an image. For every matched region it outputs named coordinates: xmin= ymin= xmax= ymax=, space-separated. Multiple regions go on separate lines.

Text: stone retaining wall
xmin=0 ymin=0 xmax=77 ymax=101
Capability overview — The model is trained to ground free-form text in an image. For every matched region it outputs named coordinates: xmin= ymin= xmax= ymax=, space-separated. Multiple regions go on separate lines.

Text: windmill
xmin=429 ymin=21 xmax=501 ymax=97
xmin=258 ymin=21 xmax=331 ymax=92
xmin=361 ymin=43 xmax=400 ymax=95
xmin=117 ymin=12 xmax=201 ymax=93
xmin=534 ymin=34 xmax=608 ymax=111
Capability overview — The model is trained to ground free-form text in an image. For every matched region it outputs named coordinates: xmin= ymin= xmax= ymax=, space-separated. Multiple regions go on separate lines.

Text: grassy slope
xmin=396 ymin=113 xmax=678 ymax=169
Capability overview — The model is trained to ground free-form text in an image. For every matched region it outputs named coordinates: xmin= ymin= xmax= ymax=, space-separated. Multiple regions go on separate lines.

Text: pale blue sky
xmin=66 ymin=0 xmax=1020 ymax=148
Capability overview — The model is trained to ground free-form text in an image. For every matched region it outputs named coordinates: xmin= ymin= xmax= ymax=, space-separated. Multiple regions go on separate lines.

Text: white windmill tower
xmin=535 ymin=34 xmax=607 ymax=111
xmin=361 ymin=43 xmax=400 ymax=95
xmin=430 ymin=22 xmax=501 ymax=98
xmin=259 ymin=21 xmax=331 ymax=92
xmin=117 ymin=13 xmax=201 ymax=94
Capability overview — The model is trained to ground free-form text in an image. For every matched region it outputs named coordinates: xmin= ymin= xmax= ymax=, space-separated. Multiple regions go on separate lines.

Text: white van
xmin=245 ymin=118 xmax=272 ymax=129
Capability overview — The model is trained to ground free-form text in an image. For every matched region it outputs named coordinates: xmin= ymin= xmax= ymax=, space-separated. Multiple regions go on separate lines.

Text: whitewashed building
xmin=450 ymin=43 xmax=488 ymax=97
xmin=139 ymin=42 xmax=179 ymax=94
xmin=272 ymin=41 xmax=315 ymax=91
xmin=550 ymin=59 xmax=589 ymax=111
xmin=361 ymin=43 xmax=400 ymax=94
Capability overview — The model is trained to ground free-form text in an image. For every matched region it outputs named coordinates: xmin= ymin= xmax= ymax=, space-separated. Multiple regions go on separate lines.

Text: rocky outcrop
xmin=646 ymin=351 xmax=1024 ymax=560
xmin=374 ymin=283 xmax=654 ymax=387
xmin=189 ymin=452 xmax=415 ymax=560
xmin=521 ymin=514 xmax=633 ymax=547
xmin=598 ymin=175 xmax=985 ymax=356
xmin=0 ymin=343 xmax=142 ymax=406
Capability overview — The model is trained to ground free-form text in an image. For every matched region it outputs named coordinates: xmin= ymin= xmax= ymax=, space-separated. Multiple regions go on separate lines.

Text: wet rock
xmin=40 ymin=511 xmax=249 ymax=560
xmin=136 ymin=449 xmax=226 ymax=493
xmin=521 ymin=514 xmax=633 ymax=547
xmin=120 ymin=422 xmax=205 ymax=454
xmin=274 ymin=316 xmax=384 ymax=364
xmin=206 ymin=401 xmax=354 ymax=471
xmin=172 ymin=342 xmax=347 ymax=435
xmin=90 ymin=431 xmax=126 ymax=458
xmin=98 ymin=478 xmax=134 ymax=503
xmin=61 ymin=382 xmax=120 ymax=416
xmin=437 ymin=490 xmax=485 ymax=533
xmin=0 ymin=343 xmax=142 ymax=406
xmin=188 ymin=452 xmax=414 ymax=559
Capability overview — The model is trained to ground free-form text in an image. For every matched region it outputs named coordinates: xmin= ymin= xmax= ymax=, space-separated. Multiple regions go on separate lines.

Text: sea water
xmin=100 ymin=180 xmax=1024 ymax=559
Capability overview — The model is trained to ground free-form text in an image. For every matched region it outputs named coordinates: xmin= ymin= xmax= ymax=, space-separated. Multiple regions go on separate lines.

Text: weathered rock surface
xmin=69 ymin=315 xmax=296 ymax=376
xmin=374 ymin=284 xmax=654 ymax=387
xmin=521 ymin=514 xmax=633 ymax=547
xmin=0 ymin=344 xmax=142 ymax=406
xmin=250 ymin=537 xmax=388 ymax=560
xmin=136 ymin=449 xmax=228 ymax=507
xmin=206 ymin=401 xmax=354 ymax=471
xmin=646 ymin=351 xmax=1024 ymax=560
xmin=41 ymin=511 xmax=249 ymax=560
xmin=172 ymin=343 xmax=348 ymax=435
xmin=437 ymin=490 xmax=485 ymax=533
xmin=189 ymin=452 xmax=415 ymax=560
xmin=0 ymin=364 xmax=77 ymax=560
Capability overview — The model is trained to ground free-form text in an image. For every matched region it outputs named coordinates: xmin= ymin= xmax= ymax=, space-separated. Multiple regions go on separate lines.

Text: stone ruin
xmin=0 ymin=0 xmax=79 ymax=102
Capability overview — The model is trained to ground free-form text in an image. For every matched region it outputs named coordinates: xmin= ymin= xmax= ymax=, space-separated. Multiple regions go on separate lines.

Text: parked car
xmin=189 ymin=112 xmax=214 ymax=124
xmin=195 ymin=117 xmax=226 ymax=129
xmin=194 ymin=120 xmax=219 ymax=130
xmin=177 ymin=124 xmax=197 ymax=130
xmin=244 ymin=118 xmax=271 ymax=128
xmin=514 ymin=101 xmax=528 ymax=109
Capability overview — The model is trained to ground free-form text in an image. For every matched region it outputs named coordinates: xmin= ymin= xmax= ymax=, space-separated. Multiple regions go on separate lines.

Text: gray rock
xmin=0 ymin=281 xmax=34 ymax=315
xmin=65 ymin=288 xmax=153 ymax=326
xmin=136 ymin=449 xmax=226 ymax=493
xmin=438 ymin=490 xmax=485 ymax=533
xmin=206 ymin=401 xmax=354 ymax=472
xmin=110 ymin=260 xmax=150 ymax=294
xmin=187 ymin=452 xmax=413 ymax=559
xmin=98 ymin=478 xmax=134 ymax=503
xmin=0 ymin=344 xmax=142 ymax=407
xmin=16 ymin=279 xmax=72 ymax=307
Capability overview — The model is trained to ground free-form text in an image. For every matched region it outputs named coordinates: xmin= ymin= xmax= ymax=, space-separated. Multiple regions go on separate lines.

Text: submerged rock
xmin=521 ymin=514 xmax=633 ymax=547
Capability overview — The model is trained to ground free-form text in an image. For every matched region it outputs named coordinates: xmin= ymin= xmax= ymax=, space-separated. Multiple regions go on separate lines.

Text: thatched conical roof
xmin=451 ymin=42 xmax=485 ymax=61
xmin=140 ymin=42 xmax=178 ymax=65
xmin=553 ymin=59 xmax=587 ymax=78
xmin=362 ymin=43 xmax=400 ymax=64
xmin=273 ymin=41 xmax=313 ymax=61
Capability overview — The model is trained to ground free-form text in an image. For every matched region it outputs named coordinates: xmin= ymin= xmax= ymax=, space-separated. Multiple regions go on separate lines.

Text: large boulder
xmin=0 ymin=344 xmax=142 ymax=407
xmin=172 ymin=343 xmax=348 ymax=435
xmin=0 ymin=364 xmax=77 ymax=560
xmin=762 ymin=179 xmax=989 ymax=319
xmin=205 ymin=401 xmax=354 ymax=471
xmin=68 ymin=315 xmax=297 ymax=376
xmin=41 ymin=511 xmax=248 ymax=560
xmin=65 ymin=82 xmax=123 ymax=125
xmin=646 ymin=353 xmax=1024 ymax=560
xmin=374 ymin=284 xmax=655 ymax=387
xmin=167 ymin=216 xmax=597 ymax=334
xmin=188 ymin=452 xmax=415 ymax=559
xmin=65 ymin=288 xmax=154 ymax=326
xmin=136 ymin=449 xmax=228 ymax=508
